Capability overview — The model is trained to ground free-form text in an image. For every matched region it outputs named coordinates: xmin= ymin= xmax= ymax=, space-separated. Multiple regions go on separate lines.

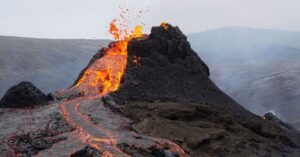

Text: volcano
xmin=1 ymin=24 xmax=300 ymax=157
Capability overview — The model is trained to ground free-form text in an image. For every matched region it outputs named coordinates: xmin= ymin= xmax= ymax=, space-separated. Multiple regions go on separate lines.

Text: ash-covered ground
xmin=1 ymin=24 xmax=300 ymax=157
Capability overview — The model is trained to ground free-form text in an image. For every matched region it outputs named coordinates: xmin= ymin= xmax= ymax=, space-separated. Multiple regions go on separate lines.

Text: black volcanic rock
xmin=70 ymin=145 xmax=178 ymax=157
xmin=110 ymin=24 xmax=250 ymax=121
xmin=0 ymin=81 xmax=48 ymax=108
xmin=70 ymin=146 xmax=101 ymax=157
xmin=111 ymin=24 xmax=236 ymax=104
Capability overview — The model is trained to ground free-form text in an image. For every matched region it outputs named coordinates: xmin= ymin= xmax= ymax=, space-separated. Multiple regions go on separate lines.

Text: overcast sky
xmin=0 ymin=0 xmax=300 ymax=39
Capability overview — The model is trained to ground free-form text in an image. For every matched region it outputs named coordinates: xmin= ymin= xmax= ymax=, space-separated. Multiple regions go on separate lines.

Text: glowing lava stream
xmin=58 ymin=22 xmax=189 ymax=156
xmin=59 ymin=21 xmax=141 ymax=156
xmin=60 ymin=97 xmax=127 ymax=156
xmin=60 ymin=96 xmax=189 ymax=157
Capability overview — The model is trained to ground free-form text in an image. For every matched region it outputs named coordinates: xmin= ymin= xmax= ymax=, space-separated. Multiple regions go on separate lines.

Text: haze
xmin=0 ymin=0 xmax=300 ymax=39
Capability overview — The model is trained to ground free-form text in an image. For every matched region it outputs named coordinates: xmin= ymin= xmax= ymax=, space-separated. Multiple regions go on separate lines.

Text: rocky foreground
xmin=0 ymin=24 xmax=300 ymax=157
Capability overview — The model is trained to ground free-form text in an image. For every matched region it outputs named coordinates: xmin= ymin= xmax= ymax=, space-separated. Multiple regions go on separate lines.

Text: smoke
xmin=188 ymin=27 xmax=300 ymax=123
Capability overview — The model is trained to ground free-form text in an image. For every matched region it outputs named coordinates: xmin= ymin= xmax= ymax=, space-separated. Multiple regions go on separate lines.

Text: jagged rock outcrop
xmin=108 ymin=23 xmax=261 ymax=130
xmin=0 ymin=81 xmax=49 ymax=108
xmin=112 ymin=24 xmax=220 ymax=104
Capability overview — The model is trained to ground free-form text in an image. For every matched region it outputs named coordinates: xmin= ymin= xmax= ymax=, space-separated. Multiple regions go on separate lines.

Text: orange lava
xmin=59 ymin=15 xmax=144 ymax=156
xmin=60 ymin=98 xmax=126 ymax=156
xmin=161 ymin=22 xmax=169 ymax=30
xmin=74 ymin=21 xmax=143 ymax=96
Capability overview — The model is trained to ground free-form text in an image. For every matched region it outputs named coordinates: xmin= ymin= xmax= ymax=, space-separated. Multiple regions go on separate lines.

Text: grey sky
xmin=0 ymin=0 xmax=299 ymax=39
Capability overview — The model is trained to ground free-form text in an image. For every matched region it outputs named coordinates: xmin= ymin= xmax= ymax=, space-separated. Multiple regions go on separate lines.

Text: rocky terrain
xmin=0 ymin=24 xmax=300 ymax=157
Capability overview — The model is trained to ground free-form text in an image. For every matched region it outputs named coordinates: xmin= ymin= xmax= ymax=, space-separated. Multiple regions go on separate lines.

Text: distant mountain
xmin=0 ymin=36 xmax=110 ymax=97
xmin=188 ymin=27 xmax=300 ymax=124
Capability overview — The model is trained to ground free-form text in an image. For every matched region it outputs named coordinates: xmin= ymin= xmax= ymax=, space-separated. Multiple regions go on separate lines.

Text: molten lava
xmin=74 ymin=20 xmax=143 ymax=96
xmin=161 ymin=22 xmax=169 ymax=30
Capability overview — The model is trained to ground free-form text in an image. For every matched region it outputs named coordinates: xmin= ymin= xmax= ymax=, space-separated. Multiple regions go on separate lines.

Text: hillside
xmin=188 ymin=27 xmax=300 ymax=124
xmin=0 ymin=36 xmax=110 ymax=96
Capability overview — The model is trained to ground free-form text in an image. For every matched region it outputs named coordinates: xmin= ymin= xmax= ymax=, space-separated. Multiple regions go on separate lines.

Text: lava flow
xmin=59 ymin=20 xmax=144 ymax=156
xmin=58 ymin=11 xmax=188 ymax=156
xmin=74 ymin=20 xmax=143 ymax=96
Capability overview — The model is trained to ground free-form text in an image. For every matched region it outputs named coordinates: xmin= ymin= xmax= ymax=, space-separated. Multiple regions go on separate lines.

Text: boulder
xmin=0 ymin=81 xmax=48 ymax=108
